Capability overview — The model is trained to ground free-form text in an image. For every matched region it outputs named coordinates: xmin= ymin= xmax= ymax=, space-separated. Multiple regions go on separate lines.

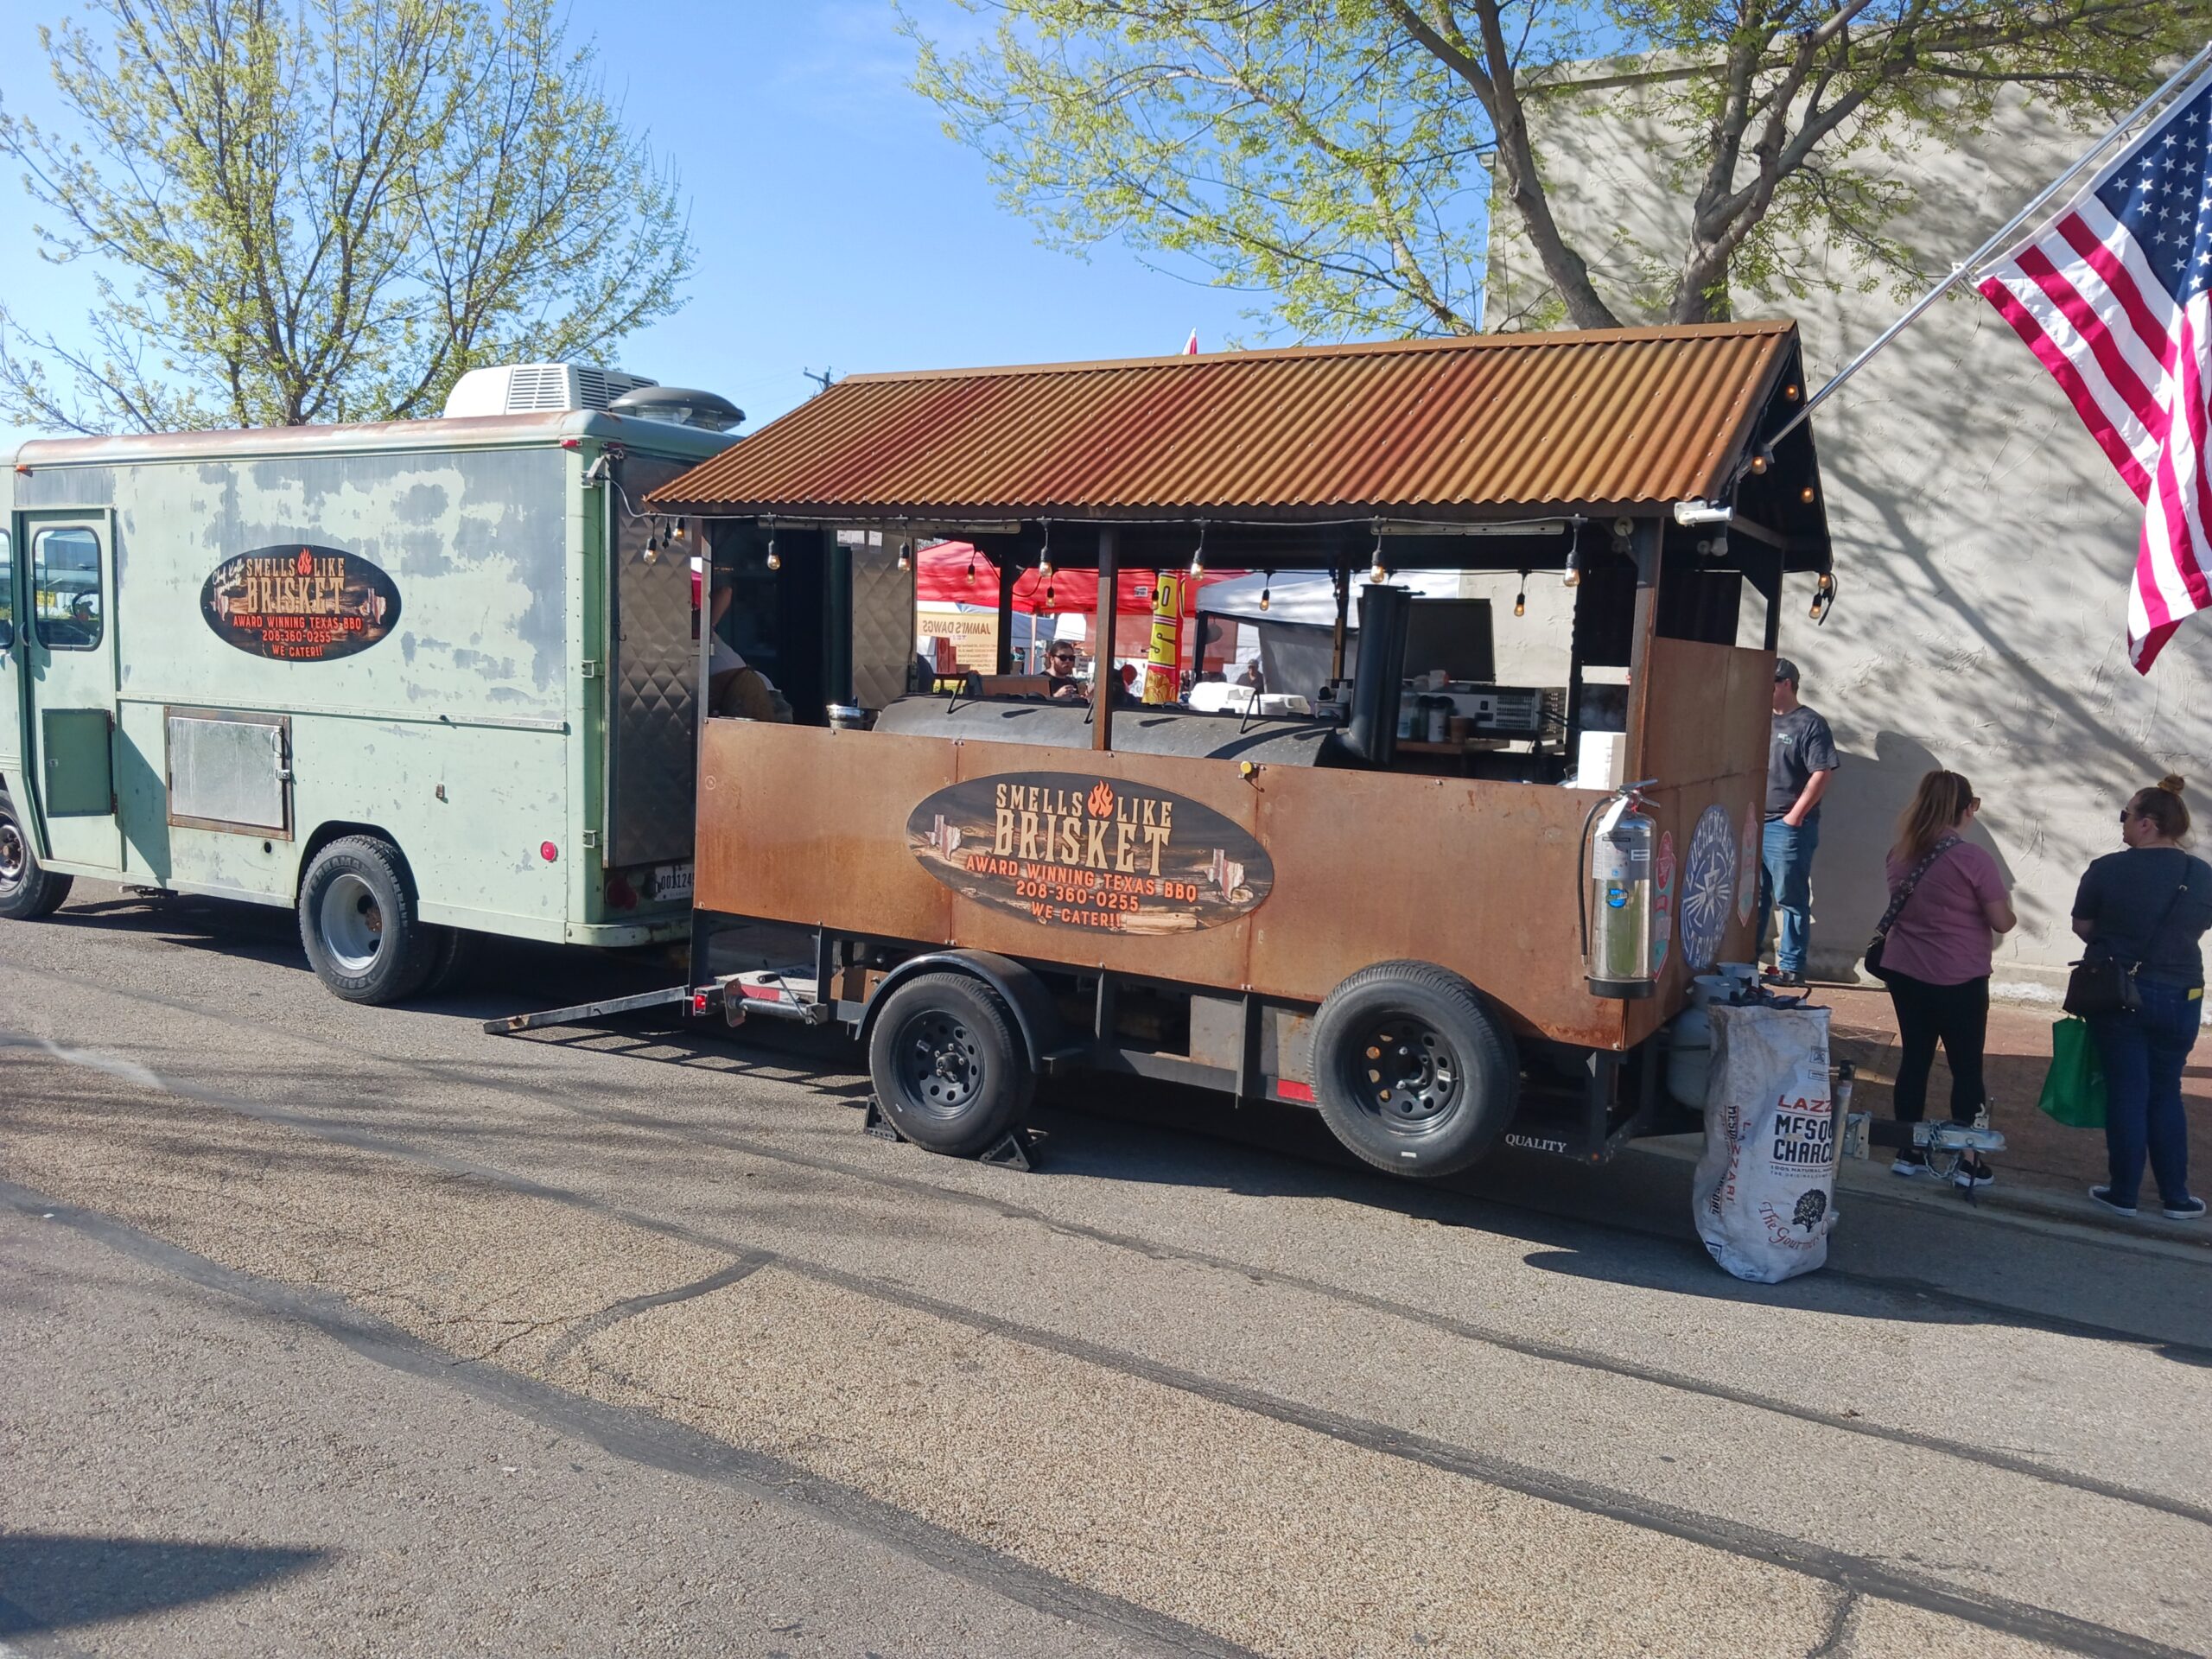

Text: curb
xmin=1629 ymin=1133 xmax=2212 ymax=1262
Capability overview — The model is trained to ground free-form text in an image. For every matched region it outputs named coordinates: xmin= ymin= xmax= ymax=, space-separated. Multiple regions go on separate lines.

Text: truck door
xmin=0 ymin=526 xmax=19 ymax=794
xmin=20 ymin=512 xmax=121 ymax=873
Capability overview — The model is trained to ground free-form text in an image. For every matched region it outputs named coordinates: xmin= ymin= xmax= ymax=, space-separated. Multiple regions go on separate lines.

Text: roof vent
xmin=441 ymin=362 xmax=658 ymax=418
xmin=606 ymin=385 xmax=745 ymax=432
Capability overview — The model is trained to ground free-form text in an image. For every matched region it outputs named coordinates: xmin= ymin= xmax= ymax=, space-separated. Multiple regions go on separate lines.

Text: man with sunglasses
xmin=1043 ymin=640 xmax=1085 ymax=698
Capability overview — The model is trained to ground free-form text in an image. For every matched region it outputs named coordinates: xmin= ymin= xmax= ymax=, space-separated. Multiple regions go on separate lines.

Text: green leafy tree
xmin=909 ymin=0 xmax=2200 ymax=334
xmin=0 ymin=0 xmax=694 ymax=432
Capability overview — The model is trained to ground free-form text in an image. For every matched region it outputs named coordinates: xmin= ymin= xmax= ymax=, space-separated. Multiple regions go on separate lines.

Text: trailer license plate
xmin=651 ymin=862 xmax=694 ymax=904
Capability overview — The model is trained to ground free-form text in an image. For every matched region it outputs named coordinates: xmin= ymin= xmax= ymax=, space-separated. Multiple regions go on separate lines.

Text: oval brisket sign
xmin=907 ymin=772 xmax=1273 ymax=935
xmin=201 ymin=545 xmax=400 ymax=662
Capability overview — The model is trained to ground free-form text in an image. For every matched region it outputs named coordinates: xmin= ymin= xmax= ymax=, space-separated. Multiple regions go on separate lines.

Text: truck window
xmin=33 ymin=526 xmax=102 ymax=650
xmin=0 ymin=529 xmax=12 ymax=642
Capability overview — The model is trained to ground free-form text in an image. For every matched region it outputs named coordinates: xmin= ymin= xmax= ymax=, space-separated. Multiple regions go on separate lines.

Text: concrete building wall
xmin=1489 ymin=75 xmax=2212 ymax=995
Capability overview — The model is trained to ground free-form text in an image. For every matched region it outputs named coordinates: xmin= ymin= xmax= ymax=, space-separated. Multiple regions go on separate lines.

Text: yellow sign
xmin=1142 ymin=571 xmax=1185 ymax=704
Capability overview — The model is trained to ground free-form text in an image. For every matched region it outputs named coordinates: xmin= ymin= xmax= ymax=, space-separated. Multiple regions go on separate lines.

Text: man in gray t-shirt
xmin=1760 ymin=658 xmax=1840 ymax=987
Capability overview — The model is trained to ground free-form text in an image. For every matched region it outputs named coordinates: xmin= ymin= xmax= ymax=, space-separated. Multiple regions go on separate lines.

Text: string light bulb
xmin=1189 ymin=522 xmax=1208 ymax=580
xmin=1368 ymin=524 xmax=1388 ymax=585
xmin=1038 ymin=522 xmax=1053 ymax=582
xmin=964 ymin=555 xmax=976 ymax=584
xmin=766 ymin=533 xmax=781 ymax=573
xmin=1561 ymin=546 xmax=1583 ymax=589
xmin=1259 ymin=570 xmax=1272 ymax=613
xmin=1513 ymin=570 xmax=1527 ymax=618
xmin=1750 ymin=450 xmax=1770 ymax=475
xmin=1800 ymin=485 xmax=1816 ymax=505
xmin=897 ymin=537 xmax=912 ymax=573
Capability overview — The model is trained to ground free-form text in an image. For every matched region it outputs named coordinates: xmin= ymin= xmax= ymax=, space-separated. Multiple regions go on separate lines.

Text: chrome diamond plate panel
xmin=850 ymin=544 xmax=915 ymax=711
xmin=608 ymin=455 xmax=697 ymax=868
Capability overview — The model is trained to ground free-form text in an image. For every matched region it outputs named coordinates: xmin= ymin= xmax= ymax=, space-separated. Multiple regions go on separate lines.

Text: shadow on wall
xmin=1805 ymin=729 xmax=2018 ymax=980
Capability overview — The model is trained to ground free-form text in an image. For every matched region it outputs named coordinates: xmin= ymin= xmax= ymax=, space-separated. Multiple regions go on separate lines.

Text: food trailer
xmin=0 ymin=395 xmax=741 ymax=1001
xmin=627 ymin=322 xmax=1834 ymax=1179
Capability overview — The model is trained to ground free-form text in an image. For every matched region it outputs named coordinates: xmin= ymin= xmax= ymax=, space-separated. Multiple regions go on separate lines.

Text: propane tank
xmin=1586 ymin=782 xmax=1658 ymax=1000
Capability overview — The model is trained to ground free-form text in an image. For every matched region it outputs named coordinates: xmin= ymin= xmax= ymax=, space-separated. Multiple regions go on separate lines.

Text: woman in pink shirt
xmin=1877 ymin=772 xmax=2018 ymax=1188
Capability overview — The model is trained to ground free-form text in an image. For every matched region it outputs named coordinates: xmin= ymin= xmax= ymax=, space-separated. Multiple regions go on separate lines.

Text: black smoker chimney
xmin=1344 ymin=582 xmax=1410 ymax=767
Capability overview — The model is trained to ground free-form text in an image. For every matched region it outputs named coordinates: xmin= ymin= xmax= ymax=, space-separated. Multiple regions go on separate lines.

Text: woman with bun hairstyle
xmin=1878 ymin=772 xmax=2016 ymax=1187
xmin=2072 ymin=776 xmax=2212 ymax=1220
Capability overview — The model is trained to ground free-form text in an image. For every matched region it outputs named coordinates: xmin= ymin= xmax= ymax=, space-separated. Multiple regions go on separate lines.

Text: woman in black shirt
xmin=2071 ymin=776 xmax=2212 ymax=1221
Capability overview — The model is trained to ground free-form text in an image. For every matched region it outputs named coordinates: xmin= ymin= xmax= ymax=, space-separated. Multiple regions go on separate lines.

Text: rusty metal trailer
xmin=510 ymin=323 xmax=1835 ymax=1179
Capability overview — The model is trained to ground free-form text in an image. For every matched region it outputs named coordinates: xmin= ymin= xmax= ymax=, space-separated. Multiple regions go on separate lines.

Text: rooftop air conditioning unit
xmin=441 ymin=362 xmax=658 ymax=419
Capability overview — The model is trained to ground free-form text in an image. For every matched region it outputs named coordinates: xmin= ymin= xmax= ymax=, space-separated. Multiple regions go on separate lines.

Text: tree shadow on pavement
xmin=0 ymin=1535 xmax=325 ymax=1636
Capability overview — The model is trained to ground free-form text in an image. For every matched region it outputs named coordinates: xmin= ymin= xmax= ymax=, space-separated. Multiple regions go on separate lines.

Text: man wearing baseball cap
xmin=1762 ymin=658 xmax=1840 ymax=988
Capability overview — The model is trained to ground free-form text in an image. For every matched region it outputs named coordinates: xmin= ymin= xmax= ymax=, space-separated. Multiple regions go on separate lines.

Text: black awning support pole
xmin=995 ymin=547 xmax=1016 ymax=673
xmin=1329 ymin=556 xmax=1351 ymax=681
xmin=1095 ymin=526 xmax=1119 ymax=753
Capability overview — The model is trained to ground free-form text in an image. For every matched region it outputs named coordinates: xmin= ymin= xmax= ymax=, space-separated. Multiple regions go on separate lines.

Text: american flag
xmin=1979 ymin=72 xmax=2212 ymax=671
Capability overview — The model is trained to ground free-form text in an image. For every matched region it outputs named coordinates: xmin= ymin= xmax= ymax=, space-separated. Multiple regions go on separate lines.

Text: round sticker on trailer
xmin=200 ymin=545 xmax=401 ymax=662
xmin=1682 ymin=804 xmax=1738 ymax=969
xmin=1650 ymin=830 xmax=1676 ymax=972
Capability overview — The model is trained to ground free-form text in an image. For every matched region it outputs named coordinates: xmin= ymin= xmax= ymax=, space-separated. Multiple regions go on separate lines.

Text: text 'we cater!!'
xmin=906 ymin=772 xmax=1273 ymax=936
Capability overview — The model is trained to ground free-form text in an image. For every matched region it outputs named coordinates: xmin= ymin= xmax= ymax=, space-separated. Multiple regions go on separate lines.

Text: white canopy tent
xmin=1195 ymin=569 xmax=1468 ymax=628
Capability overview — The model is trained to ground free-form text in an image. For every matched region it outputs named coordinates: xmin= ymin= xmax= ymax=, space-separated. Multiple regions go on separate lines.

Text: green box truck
xmin=0 ymin=391 xmax=740 ymax=1002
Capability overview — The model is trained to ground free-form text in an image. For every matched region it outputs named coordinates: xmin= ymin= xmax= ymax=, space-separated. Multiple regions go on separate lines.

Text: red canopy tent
xmin=915 ymin=541 xmax=1239 ymax=617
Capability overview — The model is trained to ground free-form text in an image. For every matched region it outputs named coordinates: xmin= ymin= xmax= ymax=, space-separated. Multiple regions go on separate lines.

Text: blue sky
xmin=0 ymin=0 xmax=1270 ymax=445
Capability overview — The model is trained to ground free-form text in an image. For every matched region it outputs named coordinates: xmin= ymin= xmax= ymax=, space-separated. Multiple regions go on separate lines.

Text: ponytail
xmin=2128 ymin=775 xmax=2192 ymax=842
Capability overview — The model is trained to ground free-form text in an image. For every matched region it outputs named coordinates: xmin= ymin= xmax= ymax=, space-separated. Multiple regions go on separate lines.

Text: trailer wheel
xmin=0 ymin=796 xmax=73 ymax=921
xmin=1309 ymin=961 xmax=1518 ymax=1179
xmin=868 ymin=973 xmax=1034 ymax=1158
xmin=297 ymin=836 xmax=438 ymax=1005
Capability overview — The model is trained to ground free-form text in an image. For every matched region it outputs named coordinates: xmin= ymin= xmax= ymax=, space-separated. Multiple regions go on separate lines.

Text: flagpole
xmin=1769 ymin=41 xmax=2212 ymax=447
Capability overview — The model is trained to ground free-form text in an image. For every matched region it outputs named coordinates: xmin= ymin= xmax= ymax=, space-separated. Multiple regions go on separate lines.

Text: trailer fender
xmin=859 ymin=950 xmax=1061 ymax=1070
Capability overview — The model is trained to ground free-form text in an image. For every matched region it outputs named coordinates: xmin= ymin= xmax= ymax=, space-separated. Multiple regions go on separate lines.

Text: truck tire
xmin=1308 ymin=961 xmax=1519 ymax=1179
xmin=418 ymin=925 xmax=481 ymax=999
xmin=297 ymin=836 xmax=439 ymax=1005
xmin=867 ymin=972 xmax=1034 ymax=1158
xmin=0 ymin=795 xmax=73 ymax=921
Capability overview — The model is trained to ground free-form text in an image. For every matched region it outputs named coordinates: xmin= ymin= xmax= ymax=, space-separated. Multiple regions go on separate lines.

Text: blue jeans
xmin=2088 ymin=980 xmax=2200 ymax=1209
xmin=1759 ymin=816 xmax=1821 ymax=975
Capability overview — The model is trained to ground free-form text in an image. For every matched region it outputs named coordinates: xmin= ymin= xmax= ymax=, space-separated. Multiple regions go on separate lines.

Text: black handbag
xmin=1866 ymin=836 xmax=1961 ymax=979
xmin=2066 ymin=872 xmax=2191 ymax=1017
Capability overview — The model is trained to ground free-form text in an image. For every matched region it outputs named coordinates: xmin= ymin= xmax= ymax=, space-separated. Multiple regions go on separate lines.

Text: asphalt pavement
xmin=2 ymin=882 xmax=2208 ymax=1658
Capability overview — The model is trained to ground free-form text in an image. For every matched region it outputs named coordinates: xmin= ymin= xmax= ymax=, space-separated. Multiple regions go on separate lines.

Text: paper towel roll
xmin=1577 ymin=729 xmax=1627 ymax=790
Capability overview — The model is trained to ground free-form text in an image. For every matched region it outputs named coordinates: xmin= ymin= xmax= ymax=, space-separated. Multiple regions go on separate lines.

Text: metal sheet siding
xmin=652 ymin=324 xmax=1793 ymax=521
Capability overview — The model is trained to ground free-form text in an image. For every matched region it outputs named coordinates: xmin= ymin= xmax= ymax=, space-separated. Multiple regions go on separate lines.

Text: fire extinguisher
xmin=1581 ymin=779 xmax=1659 ymax=1000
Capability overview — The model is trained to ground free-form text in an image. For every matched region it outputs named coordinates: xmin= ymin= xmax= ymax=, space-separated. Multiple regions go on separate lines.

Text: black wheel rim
xmin=1345 ymin=1018 xmax=1462 ymax=1135
xmin=0 ymin=819 xmax=25 ymax=893
xmin=893 ymin=1008 xmax=987 ymax=1120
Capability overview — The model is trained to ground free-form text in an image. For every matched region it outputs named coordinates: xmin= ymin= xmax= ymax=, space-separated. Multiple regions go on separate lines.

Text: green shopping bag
xmin=2037 ymin=1015 xmax=2107 ymax=1129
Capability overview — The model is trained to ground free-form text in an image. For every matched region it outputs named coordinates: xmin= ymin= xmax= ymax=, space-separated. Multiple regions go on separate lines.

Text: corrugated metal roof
xmin=649 ymin=322 xmax=1802 ymax=522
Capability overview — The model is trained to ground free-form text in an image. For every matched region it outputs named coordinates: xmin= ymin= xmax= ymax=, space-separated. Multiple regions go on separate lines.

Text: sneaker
xmin=2161 ymin=1196 xmax=2207 ymax=1221
xmin=1954 ymin=1155 xmax=1994 ymax=1191
xmin=2088 ymin=1185 xmax=2139 ymax=1217
xmin=1892 ymin=1148 xmax=1932 ymax=1177
xmin=1763 ymin=969 xmax=1808 ymax=988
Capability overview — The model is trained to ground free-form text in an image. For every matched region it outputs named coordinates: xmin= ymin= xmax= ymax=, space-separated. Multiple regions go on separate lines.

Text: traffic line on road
xmin=9 ymin=998 xmax=2209 ymax=1532
xmin=2 ymin=1049 xmax=2200 ymax=1658
xmin=0 ymin=1179 xmax=1259 ymax=1659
